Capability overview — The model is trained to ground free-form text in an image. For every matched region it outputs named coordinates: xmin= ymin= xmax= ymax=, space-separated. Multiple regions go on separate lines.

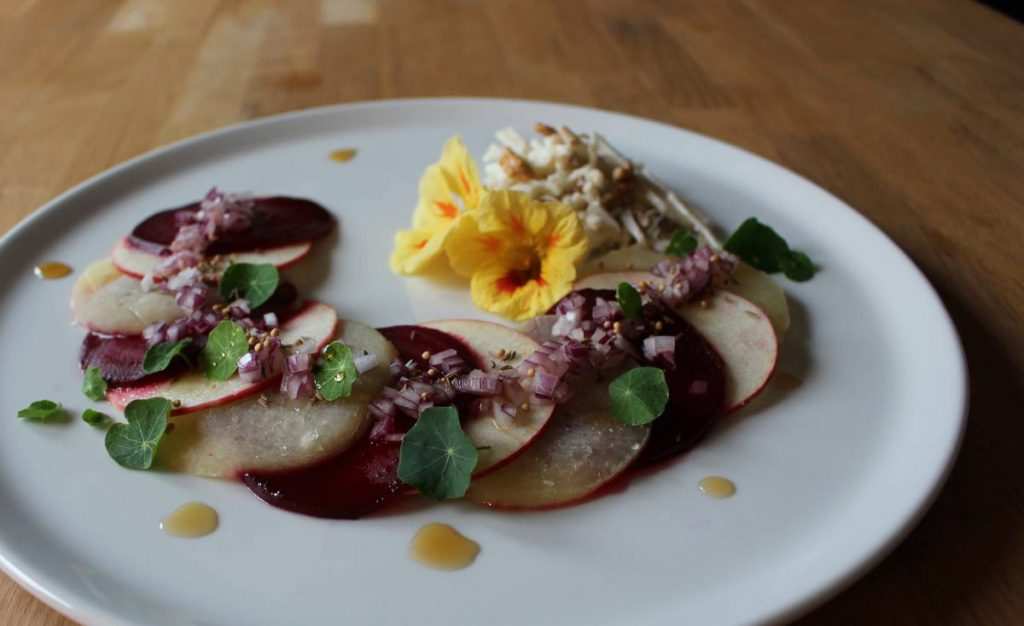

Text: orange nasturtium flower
xmin=390 ymin=137 xmax=482 ymax=275
xmin=446 ymin=190 xmax=588 ymax=321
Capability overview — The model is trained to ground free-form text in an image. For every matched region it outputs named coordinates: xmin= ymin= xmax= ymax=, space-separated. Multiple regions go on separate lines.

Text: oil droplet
xmin=329 ymin=148 xmax=357 ymax=163
xmin=698 ymin=476 xmax=736 ymax=499
xmin=160 ymin=502 xmax=219 ymax=538
xmin=410 ymin=523 xmax=480 ymax=571
xmin=34 ymin=261 xmax=72 ymax=280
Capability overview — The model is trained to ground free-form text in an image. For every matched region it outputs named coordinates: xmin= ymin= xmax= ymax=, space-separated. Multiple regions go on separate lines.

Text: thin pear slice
xmin=107 ymin=302 xmax=338 ymax=413
xmin=112 ymin=237 xmax=312 ymax=279
xmin=71 ymin=258 xmax=183 ymax=335
xmin=466 ymin=374 xmax=650 ymax=510
xmin=157 ymin=319 xmax=397 ymax=477
xmin=575 ymin=272 xmax=778 ymax=412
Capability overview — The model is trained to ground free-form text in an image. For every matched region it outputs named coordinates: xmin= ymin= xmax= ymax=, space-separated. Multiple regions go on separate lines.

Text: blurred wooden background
xmin=2 ymin=0 xmax=1023 ymax=624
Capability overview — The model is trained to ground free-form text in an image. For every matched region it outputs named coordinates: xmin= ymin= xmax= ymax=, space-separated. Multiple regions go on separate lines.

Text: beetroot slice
xmin=239 ymin=325 xmax=479 ymax=519
xmin=554 ymin=289 xmax=727 ymax=467
xmin=80 ymin=333 xmax=150 ymax=383
xmin=127 ymin=196 xmax=335 ymax=255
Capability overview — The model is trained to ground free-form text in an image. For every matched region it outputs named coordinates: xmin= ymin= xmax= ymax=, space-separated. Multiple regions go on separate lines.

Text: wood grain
xmin=2 ymin=0 xmax=1023 ymax=624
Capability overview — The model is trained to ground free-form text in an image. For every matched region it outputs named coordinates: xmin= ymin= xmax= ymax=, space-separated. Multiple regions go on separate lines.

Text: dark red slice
xmin=555 ymin=289 xmax=727 ymax=467
xmin=80 ymin=333 xmax=151 ymax=383
xmin=239 ymin=325 xmax=479 ymax=519
xmin=127 ymin=196 xmax=335 ymax=255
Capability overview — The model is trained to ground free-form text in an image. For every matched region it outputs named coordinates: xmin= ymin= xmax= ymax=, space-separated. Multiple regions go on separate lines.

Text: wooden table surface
xmin=2 ymin=0 xmax=1023 ymax=624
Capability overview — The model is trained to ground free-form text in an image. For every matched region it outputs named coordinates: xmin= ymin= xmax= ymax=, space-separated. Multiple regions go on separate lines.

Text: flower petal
xmin=439 ymin=136 xmax=482 ymax=210
xmin=390 ymin=227 xmax=448 ymax=275
xmin=445 ymin=212 xmax=508 ymax=277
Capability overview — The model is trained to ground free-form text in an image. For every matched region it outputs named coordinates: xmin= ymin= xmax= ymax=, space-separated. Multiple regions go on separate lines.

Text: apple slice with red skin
xmin=241 ymin=321 xmax=557 ymax=519
xmin=112 ymin=237 xmax=313 ymax=280
xmin=465 ymin=372 xmax=650 ymax=510
xmin=575 ymin=272 xmax=779 ymax=413
xmin=156 ymin=319 xmax=397 ymax=477
xmin=107 ymin=301 xmax=338 ymax=414
xmin=71 ymin=258 xmax=184 ymax=335
xmin=419 ymin=319 xmax=556 ymax=475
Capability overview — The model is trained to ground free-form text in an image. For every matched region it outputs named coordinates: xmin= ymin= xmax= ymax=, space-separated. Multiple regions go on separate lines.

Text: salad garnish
xmin=81 ymin=366 xmax=108 ymax=401
xmin=313 ymin=341 xmax=359 ymax=401
xmin=82 ymin=408 xmax=110 ymax=427
xmin=725 ymin=218 xmax=816 ymax=282
xmin=104 ymin=397 xmax=170 ymax=470
xmin=666 ymin=229 xmax=699 ymax=257
xmin=616 ymin=281 xmax=643 ymax=320
xmin=397 ymin=406 xmax=478 ymax=500
xmin=219 ymin=262 xmax=280 ymax=308
xmin=200 ymin=320 xmax=250 ymax=380
xmin=143 ymin=339 xmax=192 ymax=375
xmin=17 ymin=400 xmax=65 ymax=422
xmin=609 ymin=367 xmax=670 ymax=426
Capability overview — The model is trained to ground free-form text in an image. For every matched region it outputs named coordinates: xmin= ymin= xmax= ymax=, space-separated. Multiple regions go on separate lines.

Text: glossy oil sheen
xmin=698 ymin=476 xmax=736 ymax=499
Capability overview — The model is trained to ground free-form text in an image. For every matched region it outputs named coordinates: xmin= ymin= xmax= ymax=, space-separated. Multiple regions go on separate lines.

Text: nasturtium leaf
xmin=104 ymin=397 xmax=170 ymax=470
xmin=609 ymin=367 xmax=670 ymax=426
xmin=200 ymin=320 xmax=249 ymax=380
xmin=219 ymin=263 xmax=279 ymax=308
xmin=780 ymin=250 xmax=816 ymax=282
xmin=617 ymin=281 xmax=643 ymax=320
xmin=82 ymin=408 xmax=111 ymax=428
xmin=314 ymin=341 xmax=358 ymax=401
xmin=666 ymin=230 xmax=699 ymax=257
xmin=17 ymin=400 xmax=65 ymax=422
xmin=724 ymin=217 xmax=816 ymax=282
xmin=82 ymin=366 xmax=108 ymax=401
xmin=398 ymin=406 xmax=478 ymax=500
xmin=143 ymin=339 xmax=191 ymax=374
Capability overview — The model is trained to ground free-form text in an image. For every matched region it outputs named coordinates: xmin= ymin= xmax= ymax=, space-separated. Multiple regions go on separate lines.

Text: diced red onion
xmin=689 ymin=380 xmax=709 ymax=395
xmin=237 ymin=352 xmax=263 ymax=383
xmin=453 ymin=369 xmax=502 ymax=396
xmin=281 ymin=371 xmax=314 ymax=399
xmin=286 ymin=352 xmax=312 ymax=374
xmin=263 ymin=312 xmax=279 ymax=328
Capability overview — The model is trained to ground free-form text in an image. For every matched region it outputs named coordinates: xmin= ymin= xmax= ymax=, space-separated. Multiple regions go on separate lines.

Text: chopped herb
xmin=82 ymin=408 xmax=111 ymax=428
xmin=17 ymin=400 xmax=65 ymax=422
xmin=143 ymin=339 xmax=191 ymax=374
xmin=200 ymin=320 xmax=249 ymax=380
xmin=398 ymin=406 xmax=478 ymax=500
xmin=666 ymin=229 xmax=699 ymax=257
xmin=219 ymin=263 xmax=279 ymax=307
xmin=609 ymin=367 xmax=670 ymax=426
xmin=617 ymin=282 xmax=643 ymax=320
xmin=314 ymin=341 xmax=358 ymax=401
xmin=82 ymin=367 xmax=108 ymax=401
xmin=104 ymin=397 xmax=170 ymax=470
xmin=724 ymin=218 xmax=817 ymax=282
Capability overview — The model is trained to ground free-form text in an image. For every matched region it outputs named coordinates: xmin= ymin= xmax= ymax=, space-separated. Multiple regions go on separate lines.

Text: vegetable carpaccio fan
xmin=60 ymin=123 xmax=809 ymax=521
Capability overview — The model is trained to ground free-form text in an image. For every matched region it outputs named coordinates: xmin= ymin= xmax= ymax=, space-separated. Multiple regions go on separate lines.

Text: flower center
xmin=497 ymin=253 xmax=544 ymax=293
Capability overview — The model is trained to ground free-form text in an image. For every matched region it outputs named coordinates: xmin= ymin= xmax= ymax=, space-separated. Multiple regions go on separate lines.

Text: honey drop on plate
xmin=698 ymin=476 xmax=736 ymax=499
xmin=34 ymin=261 xmax=72 ymax=280
xmin=410 ymin=523 xmax=480 ymax=571
xmin=161 ymin=502 xmax=219 ymax=538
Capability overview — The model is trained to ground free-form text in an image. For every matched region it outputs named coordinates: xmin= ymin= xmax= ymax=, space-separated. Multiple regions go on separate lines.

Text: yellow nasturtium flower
xmin=390 ymin=137 xmax=482 ymax=275
xmin=446 ymin=190 xmax=588 ymax=321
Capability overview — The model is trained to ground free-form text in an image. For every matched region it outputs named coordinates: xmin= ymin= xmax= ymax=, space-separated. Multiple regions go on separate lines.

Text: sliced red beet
xmin=240 ymin=325 xmax=480 ymax=519
xmin=554 ymin=289 xmax=727 ymax=467
xmin=127 ymin=196 xmax=335 ymax=255
xmin=80 ymin=333 xmax=149 ymax=383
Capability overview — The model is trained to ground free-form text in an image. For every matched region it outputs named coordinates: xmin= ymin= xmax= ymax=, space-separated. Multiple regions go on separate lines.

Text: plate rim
xmin=0 ymin=97 xmax=968 ymax=626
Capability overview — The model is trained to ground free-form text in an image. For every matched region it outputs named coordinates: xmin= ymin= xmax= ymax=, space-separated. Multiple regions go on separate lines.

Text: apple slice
xmin=465 ymin=373 xmax=650 ymax=510
xmin=575 ymin=272 xmax=778 ymax=412
xmin=71 ymin=258 xmax=184 ymax=335
xmin=419 ymin=319 xmax=557 ymax=475
xmin=156 ymin=320 xmax=397 ymax=477
xmin=107 ymin=301 xmax=338 ymax=413
xmin=112 ymin=237 xmax=312 ymax=280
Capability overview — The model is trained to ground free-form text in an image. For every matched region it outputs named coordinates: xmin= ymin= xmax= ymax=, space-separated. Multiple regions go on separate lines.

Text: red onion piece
xmin=353 ymin=352 xmax=379 ymax=374
xmin=643 ymin=335 xmax=677 ymax=368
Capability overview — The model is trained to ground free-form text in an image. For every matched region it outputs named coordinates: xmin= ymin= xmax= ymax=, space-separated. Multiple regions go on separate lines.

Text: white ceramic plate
xmin=0 ymin=99 xmax=966 ymax=626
